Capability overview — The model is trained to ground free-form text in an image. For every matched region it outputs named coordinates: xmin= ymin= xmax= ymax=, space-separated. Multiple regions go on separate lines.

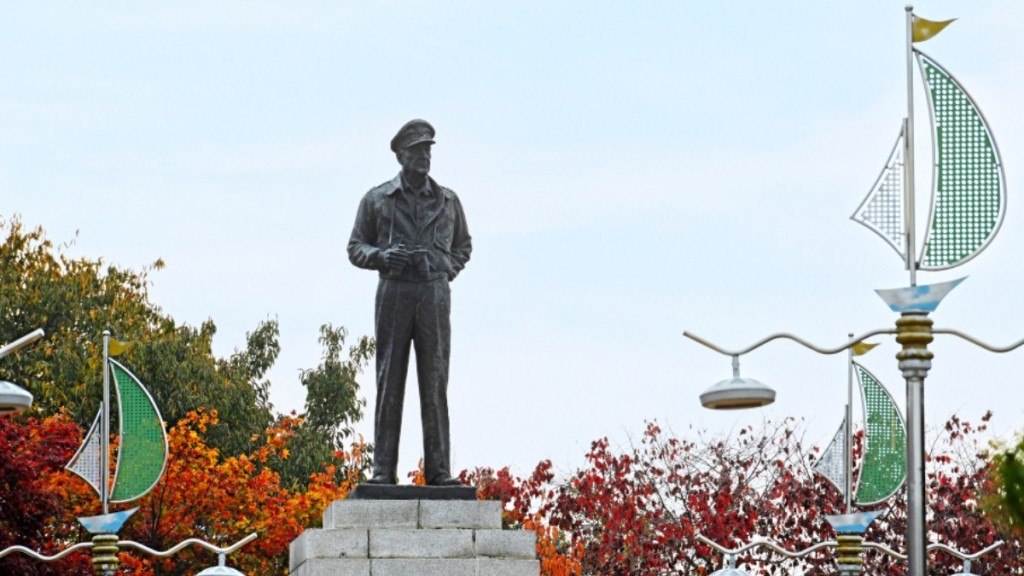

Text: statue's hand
xmin=381 ymin=247 xmax=412 ymax=271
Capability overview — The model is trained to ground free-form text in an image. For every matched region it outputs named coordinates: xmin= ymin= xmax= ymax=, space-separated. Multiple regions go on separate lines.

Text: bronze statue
xmin=347 ymin=119 xmax=472 ymax=486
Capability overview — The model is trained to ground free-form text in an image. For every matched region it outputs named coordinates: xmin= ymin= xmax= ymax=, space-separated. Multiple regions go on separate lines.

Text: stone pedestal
xmin=289 ymin=497 xmax=539 ymax=576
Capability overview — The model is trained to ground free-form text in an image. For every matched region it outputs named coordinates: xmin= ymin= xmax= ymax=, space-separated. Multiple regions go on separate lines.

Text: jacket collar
xmin=383 ymin=173 xmax=453 ymax=199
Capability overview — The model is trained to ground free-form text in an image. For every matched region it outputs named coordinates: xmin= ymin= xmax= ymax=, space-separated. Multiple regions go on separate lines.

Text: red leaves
xmin=0 ymin=413 xmax=90 ymax=575
xmin=467 ymin=415 xmax=1022 ymax=576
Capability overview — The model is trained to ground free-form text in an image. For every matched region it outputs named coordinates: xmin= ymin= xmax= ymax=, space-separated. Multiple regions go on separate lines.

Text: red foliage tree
xmin=0 ymin=413 xmax=91 ymax=575
xmin=464 ymin=414 xmax=1021 ymax=576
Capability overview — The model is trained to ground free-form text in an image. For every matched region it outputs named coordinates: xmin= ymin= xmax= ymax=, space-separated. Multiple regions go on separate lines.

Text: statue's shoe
xmin=428 ymin=474 xmax=462 ymax=487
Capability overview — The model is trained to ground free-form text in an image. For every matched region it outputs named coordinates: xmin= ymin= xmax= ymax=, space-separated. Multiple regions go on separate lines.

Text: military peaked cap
xmin=390 ymin=119 xmax=436 ymax=152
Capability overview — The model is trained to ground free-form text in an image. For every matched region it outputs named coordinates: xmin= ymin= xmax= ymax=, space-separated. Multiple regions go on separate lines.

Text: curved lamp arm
xmin=933 ymin=329 xmax=1024 ymax=353
xmin=118 ymin=533 xmax=258 ymax=558
xmin=683 ymin=329 xmax=897 ymax=357
xmin=696 ymin=533 xmax=837 ymax=559
xmin=0 ymin=329 xmax=45 ymax=361
xmin=699 ymin=535 xmax=1003 ymax=564
xmin=0 ymin=541 xmax=94 ymax=562
xmin=686 ymin=328 xmax=1024 ymax=357
xmin=928 ymin=540 xmax=1004 ymax=561
xmin=860 ymin=540 xmax=1003 ymax=562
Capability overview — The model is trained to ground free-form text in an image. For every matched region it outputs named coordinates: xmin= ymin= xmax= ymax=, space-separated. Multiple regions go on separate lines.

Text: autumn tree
xmin=465 ymin=415 xmax=1021 ymax=576
xmin=1 ymin=215 xmax=374 ymax=571
xmin=116 ymin=410 xmax=363 ymax=575
xmin=985 ymin=427 xmax=1024 ymax=540
xmin=14 ymin=409 xmax=361 ymax=575
xmin=272 ymin=324 xmax=374 ymax=488
xmin=0 ymin=413 xmax=92 ymax=575
xmin=0 ymin=215 xmax=372 ymax=464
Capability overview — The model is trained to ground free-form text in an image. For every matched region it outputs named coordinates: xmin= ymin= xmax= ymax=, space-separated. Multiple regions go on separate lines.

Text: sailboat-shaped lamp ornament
xmin=814 ymin=344 xmax=906 ymax=535
xmin=851 ymin=12 xmax=1005 ymax=309
xmin=65 ymin=331 xmax=168 ymax=534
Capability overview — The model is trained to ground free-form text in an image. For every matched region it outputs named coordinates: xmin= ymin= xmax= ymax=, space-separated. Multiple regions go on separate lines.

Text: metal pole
xmin=101 ymin=331 xmax=110 ymax=515
xmin=90 ymin=534 xmax=119 ymax=576
xmin=896 ymin=312 xmax=933 ymax=576
xmin=835 ymin=534 xmax=865 ymax=576
xmin=904 ymin=5 xmax=918 ymax=287
xmin=845 ymin=333 xmax=854 ymax=513
xmin=0 ymin=328 xmax=45 ymax=361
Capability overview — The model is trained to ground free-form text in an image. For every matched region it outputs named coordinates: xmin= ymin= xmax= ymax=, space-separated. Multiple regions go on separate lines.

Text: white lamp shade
xmin=699 ymin=377 xmax=775 ymax=410
xmin=0 ymin=380 xmax=33 ymax=414
xmin=197 ymin=566 xmax=244 ymax=576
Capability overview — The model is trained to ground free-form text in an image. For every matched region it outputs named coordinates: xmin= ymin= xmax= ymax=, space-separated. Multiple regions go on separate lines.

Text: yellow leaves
xmin=28 ymin=400 xmax=365 ymax=574
xmin=410 ymin=459 xmax=427 ymax=486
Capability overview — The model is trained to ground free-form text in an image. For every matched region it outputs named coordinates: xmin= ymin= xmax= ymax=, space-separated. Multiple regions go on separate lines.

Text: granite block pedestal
xmin=289 ymin=487 xmax=539 ymax=576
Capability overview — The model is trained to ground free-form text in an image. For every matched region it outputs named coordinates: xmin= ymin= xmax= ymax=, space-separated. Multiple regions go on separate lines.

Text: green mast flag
xmin=917 ymin=51 xmax=1006 ymax=269
xmin=854 ymin=362 xmax=906 ymax=506
xmin=108 ymin=359 xmax=167 ymax=502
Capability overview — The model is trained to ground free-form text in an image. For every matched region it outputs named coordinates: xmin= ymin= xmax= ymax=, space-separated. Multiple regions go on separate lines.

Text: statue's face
xmin=397 ymin=142 xmax=432 ymax=178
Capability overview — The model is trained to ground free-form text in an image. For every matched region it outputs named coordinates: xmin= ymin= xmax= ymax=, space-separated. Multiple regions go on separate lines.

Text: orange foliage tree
xmin=0 ymin=412 xmax=88 ymax=575
xmin=37 ymin=409 xmax=364 ymax=575
xmin=460 ymin=463 xmax=583 ymax=576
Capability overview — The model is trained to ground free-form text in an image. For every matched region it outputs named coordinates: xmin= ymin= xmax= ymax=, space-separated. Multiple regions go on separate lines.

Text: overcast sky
xmin=5 ymin=2 xmax=1024 ymax=480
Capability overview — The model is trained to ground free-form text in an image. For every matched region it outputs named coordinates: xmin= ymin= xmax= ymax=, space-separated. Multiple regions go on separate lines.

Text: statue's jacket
xmin=348 ymin=173 xmax=472 ymax=282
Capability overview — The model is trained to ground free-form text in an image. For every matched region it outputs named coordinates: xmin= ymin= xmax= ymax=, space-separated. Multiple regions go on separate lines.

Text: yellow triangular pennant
xmin=852 ymin=341 xmax=879 ymax=356
xmin=913 ymin=15 xmax=955 ymax=43
xmin=108 ymin=338 xmax=130 ymax=357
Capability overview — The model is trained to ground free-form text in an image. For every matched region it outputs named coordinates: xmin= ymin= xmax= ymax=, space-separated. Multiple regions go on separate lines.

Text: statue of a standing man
xmin=347 ymin=119 xmax=472 ymax=486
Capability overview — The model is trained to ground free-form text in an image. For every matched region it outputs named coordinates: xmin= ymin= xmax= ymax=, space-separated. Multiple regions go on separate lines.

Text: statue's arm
xmin=347 ymin=193 xmax=383 ymax=270
xmin=448 ymin=196 xmax=472 ymax=279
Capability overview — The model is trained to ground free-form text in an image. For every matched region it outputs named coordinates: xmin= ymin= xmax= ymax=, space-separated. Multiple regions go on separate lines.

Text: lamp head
xmin=700 ymin=377 xmax=776 ymax=409
xmin=0 ymin=380 xmax=33 ymax=414
xmin=699 ymin=355 xmax=776 ymax=410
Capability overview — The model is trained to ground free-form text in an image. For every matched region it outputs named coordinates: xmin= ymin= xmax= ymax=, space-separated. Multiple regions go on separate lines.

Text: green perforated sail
xmin=854 ymin=363 xmax=906 ymax=506
xmin=110 ymin=359 xmax=168 ymax=503
xmin=917 ymin=51 xmax=1006 ymax=270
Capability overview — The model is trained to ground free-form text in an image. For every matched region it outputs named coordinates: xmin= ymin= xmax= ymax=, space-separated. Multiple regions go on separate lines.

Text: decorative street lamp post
xmin=687 ymin=7 xmax=1014 ymax=576
xmin=0 ymin=330 xmax=259 ymax=574
xmin=0 ymin=328 xmax=45 ymax=414
xmin=686 ymin=307 xmax=1023 ymax=576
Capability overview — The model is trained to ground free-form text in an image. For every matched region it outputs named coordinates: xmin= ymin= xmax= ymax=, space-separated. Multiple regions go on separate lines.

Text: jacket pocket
xmin=433 ymin=207 xmax=456 ymax=247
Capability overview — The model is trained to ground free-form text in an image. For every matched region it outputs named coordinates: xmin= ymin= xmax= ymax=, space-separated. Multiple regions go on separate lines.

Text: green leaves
xmin=0 ymin=216 xmax=370 ymax=466
xmin=274 ymin=325 xmax=374 ymax=488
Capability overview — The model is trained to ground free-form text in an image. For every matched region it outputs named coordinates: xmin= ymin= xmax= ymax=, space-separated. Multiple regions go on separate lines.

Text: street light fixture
xmin=196 ymin=553 xmax=246 ymax=576
xmin=0 ymin=328 xmax=45 ymax=414
xmin=0 ymin=381 xmax=33 ymax=414
xmin=685 ymin=287 xmax=1024 ymax=576
xmin=687 ymin=7 xmax=1016 ymax=576
xmin=698 ymin=355 xmax=775 ymax=410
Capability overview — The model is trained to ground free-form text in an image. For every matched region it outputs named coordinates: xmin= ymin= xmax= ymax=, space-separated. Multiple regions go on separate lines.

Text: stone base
xmin=290 ymin=498 xmax=538 ymax=576
xmin=349 ymin=483 xmax=478 ymax=500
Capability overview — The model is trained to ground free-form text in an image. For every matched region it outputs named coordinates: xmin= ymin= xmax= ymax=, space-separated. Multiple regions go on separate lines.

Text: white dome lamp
xmin=197 ymin=554 xmax=245 ymax=576
xmin=699 ymin=355 xmax=776 ymax=410
xmin=0 ymin=329 xmax=45 ymax=415
xmin=0 ymin=381 xmax=33 ymax=415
